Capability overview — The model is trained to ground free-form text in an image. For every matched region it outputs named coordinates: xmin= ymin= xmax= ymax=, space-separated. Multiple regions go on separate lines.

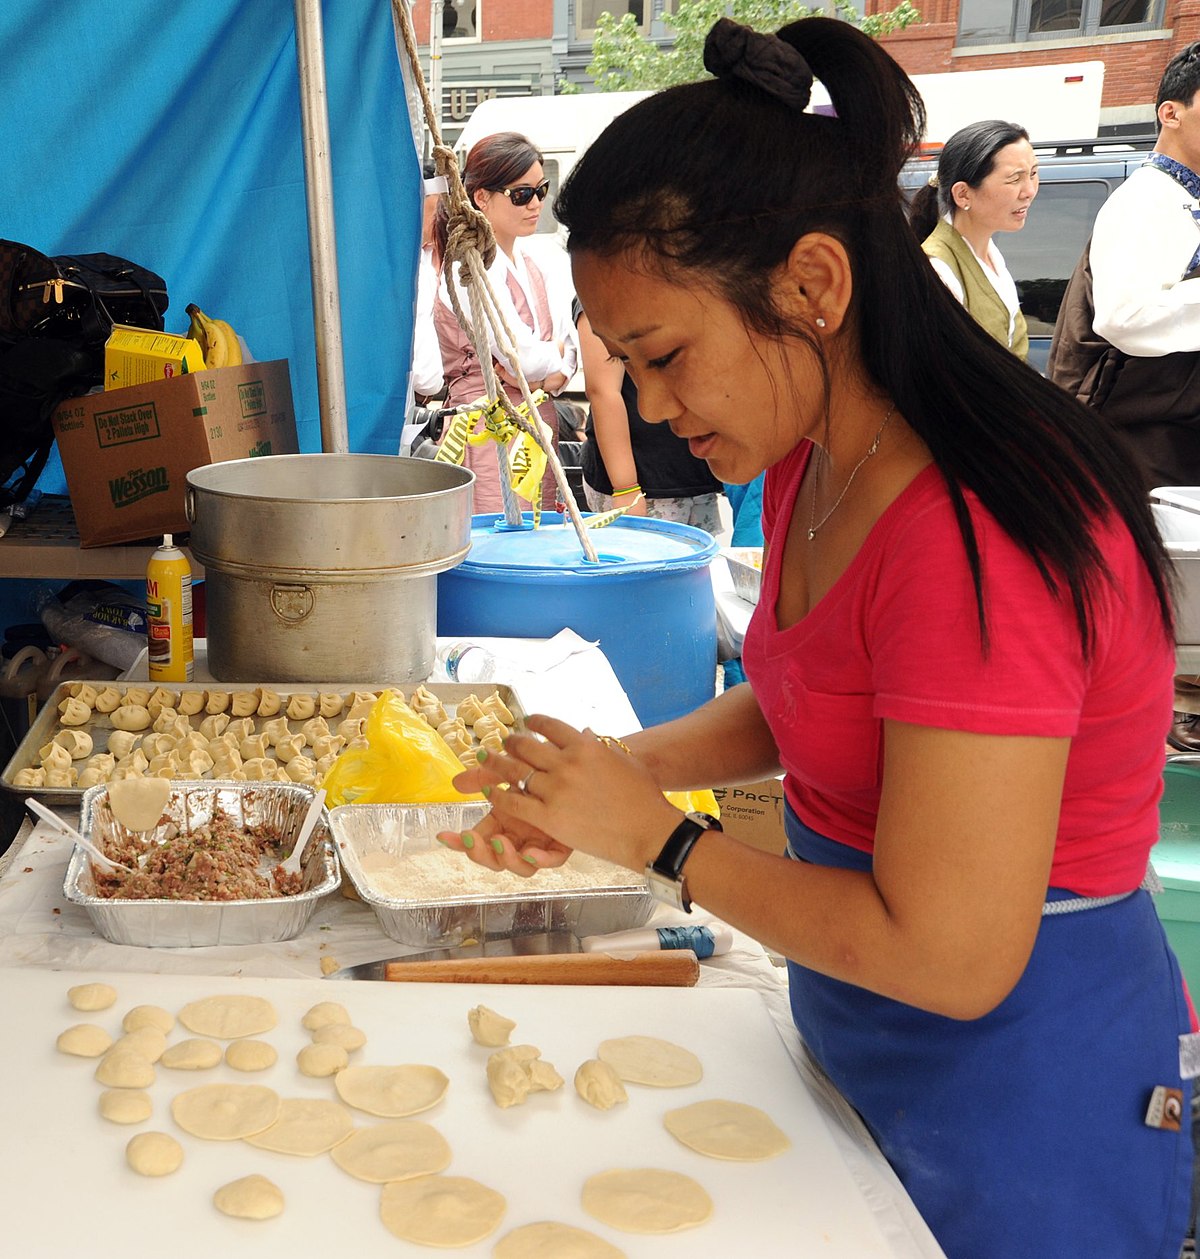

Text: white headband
xmin=423 ymin=176 xmax=448 ymax=195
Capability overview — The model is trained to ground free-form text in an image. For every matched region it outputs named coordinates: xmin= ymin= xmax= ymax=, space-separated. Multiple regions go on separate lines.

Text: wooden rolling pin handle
xmin=383 ymin=949 xmax=700 ymax=986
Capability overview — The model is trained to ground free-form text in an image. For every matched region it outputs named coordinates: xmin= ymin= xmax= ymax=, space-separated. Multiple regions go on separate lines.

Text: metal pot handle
xmin=185 ymin=486 xmax=196 ymax=524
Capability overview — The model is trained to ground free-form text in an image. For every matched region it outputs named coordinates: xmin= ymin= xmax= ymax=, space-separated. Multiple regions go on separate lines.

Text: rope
xmin=393 ymin=0 xmax=599 ymax=560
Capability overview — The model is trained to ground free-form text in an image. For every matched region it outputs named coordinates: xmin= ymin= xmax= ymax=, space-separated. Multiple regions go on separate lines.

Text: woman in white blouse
xmin=434 ymin=131 xmax=577 ymax=513
xmin=909 ymin=121 xmax=1039 ymax=360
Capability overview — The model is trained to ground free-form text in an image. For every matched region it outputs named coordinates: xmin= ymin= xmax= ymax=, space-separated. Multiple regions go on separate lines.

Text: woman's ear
xmin=778 ymin=233 xmax=853 ymax=336
xmin=950 ymin=180 xmax=971 ymax=211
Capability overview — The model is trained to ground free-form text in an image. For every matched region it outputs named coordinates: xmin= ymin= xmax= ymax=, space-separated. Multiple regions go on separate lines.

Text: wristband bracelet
xmin=612 ymin=484 xmax=642 ymax=497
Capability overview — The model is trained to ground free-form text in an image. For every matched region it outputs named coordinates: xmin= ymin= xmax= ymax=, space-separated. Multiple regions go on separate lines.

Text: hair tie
xmin=927 ymin=173 xmax=939 ymax=188
xmin=703 ymin=17 xmax=814 ymax=112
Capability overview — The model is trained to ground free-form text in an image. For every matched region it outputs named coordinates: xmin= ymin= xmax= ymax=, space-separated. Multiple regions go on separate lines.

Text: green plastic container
xmin=1153 ymin=758 xmax=1200 ymax=994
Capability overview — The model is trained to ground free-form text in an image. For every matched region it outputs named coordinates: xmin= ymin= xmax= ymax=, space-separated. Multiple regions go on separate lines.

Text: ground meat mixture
xmin=93 ymin=809 xmax=304 ymax=901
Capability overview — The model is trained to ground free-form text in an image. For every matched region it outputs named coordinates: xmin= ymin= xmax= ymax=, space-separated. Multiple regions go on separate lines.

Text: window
xmin=443 ymin=0 xmax=479 ymax=41
xmin=1001 ymin=180 xmax=1109 ymax=334
xmin=959 ymin=0 xmax=1160 ymax=43
xmin=577 ymin=2 xmax=651 ymax=36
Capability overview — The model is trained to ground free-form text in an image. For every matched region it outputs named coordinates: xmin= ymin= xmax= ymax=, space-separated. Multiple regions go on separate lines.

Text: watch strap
xmin=645 ymin=811 xmax=722 ymax=912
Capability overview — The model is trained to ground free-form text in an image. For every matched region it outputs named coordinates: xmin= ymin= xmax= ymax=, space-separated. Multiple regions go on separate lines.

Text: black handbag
xmin=0 ymin=239 xmax=170 ymax=511
xmin=0 ymin=239 xmax=168 ymax=347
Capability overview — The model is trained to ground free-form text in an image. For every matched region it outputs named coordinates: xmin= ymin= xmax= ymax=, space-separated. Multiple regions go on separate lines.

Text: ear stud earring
xmin=815 ymin=317 xmax=827 ymax=329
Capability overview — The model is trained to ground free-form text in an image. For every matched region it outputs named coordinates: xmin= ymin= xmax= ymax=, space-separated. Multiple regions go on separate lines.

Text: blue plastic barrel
xmin=437 ymin=513 xmax=719 ymax=728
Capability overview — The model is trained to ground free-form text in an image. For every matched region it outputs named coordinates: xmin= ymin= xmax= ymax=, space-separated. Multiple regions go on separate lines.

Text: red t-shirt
xmin=742 ymin=442 xmax=1175 ymax=898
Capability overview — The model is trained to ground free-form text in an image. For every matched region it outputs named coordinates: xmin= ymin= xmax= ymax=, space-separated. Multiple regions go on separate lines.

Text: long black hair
xmin=908 ymin=119 xmax=1030 ymax=240
xmin=555 ymin=16 xmax=1173 ymax=651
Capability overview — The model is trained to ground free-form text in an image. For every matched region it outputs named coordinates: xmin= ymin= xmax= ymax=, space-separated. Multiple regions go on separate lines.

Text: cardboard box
xmin=104 ymin=325 xmax=205 ymax=389
xmin=710 ymin=776 xmax=787 ymax=855
xmin=51 ymin=360 xmax=298 ymax=547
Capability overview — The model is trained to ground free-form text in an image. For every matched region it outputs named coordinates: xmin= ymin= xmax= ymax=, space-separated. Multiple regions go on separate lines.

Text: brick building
xmin=875 ymin=0 xmax=1200 ymax=130
xmin=408 ymin=0 xmax=1200 ymax=139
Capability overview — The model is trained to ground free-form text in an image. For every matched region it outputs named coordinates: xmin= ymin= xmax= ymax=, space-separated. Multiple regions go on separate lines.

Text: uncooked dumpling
xmin=177 ymin=689 xmax=206 ymax=715
xmin=39 ymin=742 xmax=73 ymax=772
xmin=106 ymin=730 xmax=139 ymax=760
xmin=110 ymin=704 xmax=151 ymax=732
xmin=286 ymin=693 xmax=316 ymax=721
xmin=198 ymin=713 xmax=230 ymax=740
xmin=122 ymin=687 xmax=151 ymax=708
xmin=318 ymin=692 xmax=344 ymax=718
xmin=205 ymin=690 xmax=230 ymax=714
xmin=284 ymin=756 xmax=317 ymax=784
xmin=58 ymin=696 xmax=91 ymax=726
xmin=256 ymin=688 xmax=282 ymax=717
xmin=93 ymin=685 xmax=122 ymax=713
xmin=12 ymin=767 xmax=45 ymax=788
xmin=53 ymin=728 xmax=93 ymax=760
xmin=230 ymin=690 xmax=258 ymax=717
xmin=261 ymin=717 xmax=290 ymax=747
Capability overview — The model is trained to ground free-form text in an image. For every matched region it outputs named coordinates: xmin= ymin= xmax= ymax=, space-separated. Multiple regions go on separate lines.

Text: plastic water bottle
xmin=438 ymin=640 xmax=502 ymax=684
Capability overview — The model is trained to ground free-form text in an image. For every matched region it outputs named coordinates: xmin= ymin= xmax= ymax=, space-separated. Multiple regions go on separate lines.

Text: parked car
xmin=899 ymin=135 xmax=1156 ymax=374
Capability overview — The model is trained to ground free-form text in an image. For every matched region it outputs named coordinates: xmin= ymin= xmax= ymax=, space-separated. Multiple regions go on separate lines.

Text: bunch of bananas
xmin=185 ymin=303 xmax=243 ymax=369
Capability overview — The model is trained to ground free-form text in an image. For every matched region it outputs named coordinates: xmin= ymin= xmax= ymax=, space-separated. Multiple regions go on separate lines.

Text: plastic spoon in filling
xmin=280 ymin=788 xmax=326 ymax=878
xmin=24 ymin=797 xmax=136 ymax=875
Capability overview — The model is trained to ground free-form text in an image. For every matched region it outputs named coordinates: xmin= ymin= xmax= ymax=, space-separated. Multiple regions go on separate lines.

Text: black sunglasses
xmin=499 ymin=180 xmax=550 ymax=208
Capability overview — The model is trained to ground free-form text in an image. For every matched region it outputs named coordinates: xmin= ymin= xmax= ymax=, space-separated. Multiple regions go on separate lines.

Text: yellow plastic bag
xmin=322 ymin=689 xmax=484 ymax=807
xmin=664 ymin=789 xmax=720 ymax=820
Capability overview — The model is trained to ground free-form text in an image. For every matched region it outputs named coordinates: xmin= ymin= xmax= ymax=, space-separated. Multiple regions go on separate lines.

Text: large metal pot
xmin=186 ymin=454 xmax=474 ymax=683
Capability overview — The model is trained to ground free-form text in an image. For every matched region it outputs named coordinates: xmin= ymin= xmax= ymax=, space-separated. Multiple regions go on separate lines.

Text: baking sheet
xmin=2 ymin=967 xmax=914 ymax=1258
xmin=1 ymin=680 xmax=526 ymax=808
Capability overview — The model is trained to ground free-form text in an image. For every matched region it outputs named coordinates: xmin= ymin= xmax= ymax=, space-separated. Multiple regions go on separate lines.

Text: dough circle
xmin=581 ymin=1169 xmax=713 ymax=1234
xmin=57 ymin=1024 xmax=113 ymax=1058
xmin=171 ymin=1083 xmax=281 ymax=1140
xmin=99 ymin=1089 xmax=153 ymax=1125
xmin=663 ymin=1099 xmax=791 ymax=1161
xmin=178 ymin=994 xmax=277 ymax=1040
xmin=126 ymin=1131 xmax=184 ymax=1177
xmin=244 ymin=1098 xmax=355 ymax=1157
xmin=596 ymin=1036 xmax=702 ymax=1087
xmin=297 ymin=1042 xmax=348 ymax=1078
xmin=329 ymin=1120 xmax=452 ymax=1183
xmin=161 ymin=1038 xmax=223 ymax=1070
xmin=225 ymin=1039 xmax=278 ymax=1072
xmin=493 ymin=1221 xmax=627 ymax=1259
xmin=213 ymin=1175 xmax=285 ymax=1220
xmin=68 ymin=982 xmax=117 ymax=1012
xmin=301 ymin=1000 xmax=349 ymax=1030
xmin=334 ymin=1064 xmax=449 ymax=1117
xmin=379 ymin=1174 xmax=506 ymax=1247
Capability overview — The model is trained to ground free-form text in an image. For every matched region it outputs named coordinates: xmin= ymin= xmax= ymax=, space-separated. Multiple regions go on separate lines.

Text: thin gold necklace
xmin=807 ymin=406 xmax=896 ymax=542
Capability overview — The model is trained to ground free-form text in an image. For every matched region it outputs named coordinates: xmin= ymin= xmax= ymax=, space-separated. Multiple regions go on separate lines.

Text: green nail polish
xmin=461 ymin=832 xmax=475 ymax=850
xmin=481 ymin=785 xmax=491 ymax=798
xmin=522 ymin=854 xmax=538 ymax=866
xmin=476 ymin=748 xmax=488 ymax=763
xmin=435 ymin=836 xmax=449 ymax=846
xmin=491 ymin=838 xmax=503 ymax=853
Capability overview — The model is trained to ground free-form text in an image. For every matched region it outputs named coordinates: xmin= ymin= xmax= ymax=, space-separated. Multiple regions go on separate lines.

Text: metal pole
xmin=429 ymin=0 xmax=444 ymax=151
xmin=293 ymin=0 xmax=350 ymax=454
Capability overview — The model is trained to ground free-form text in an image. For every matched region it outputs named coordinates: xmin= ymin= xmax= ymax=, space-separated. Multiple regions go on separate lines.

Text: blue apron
xmin=785 ymin=803 xmax=1193 ymax=1259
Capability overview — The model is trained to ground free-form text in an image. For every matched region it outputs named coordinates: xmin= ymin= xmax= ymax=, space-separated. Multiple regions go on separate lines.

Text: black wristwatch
xmin=644 ymin=812 xmax=723 ymax=912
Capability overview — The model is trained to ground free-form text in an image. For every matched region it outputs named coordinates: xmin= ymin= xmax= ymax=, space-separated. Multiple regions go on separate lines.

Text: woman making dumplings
xmin=434 ymin=131 xmax=577 ymax=513
xmin=908 ymin=119 xmax=1039 ymax=359
xmin=437 ymin=17 xmax=1193 ymax=1258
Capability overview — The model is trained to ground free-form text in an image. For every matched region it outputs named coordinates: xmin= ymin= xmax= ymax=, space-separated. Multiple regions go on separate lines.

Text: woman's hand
xmin=437 ymin=715 xmax=682 ymax=878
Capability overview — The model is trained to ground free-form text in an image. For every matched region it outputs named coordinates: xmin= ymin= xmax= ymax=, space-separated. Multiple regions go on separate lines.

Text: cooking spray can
xmin=146 ymin=534 xmax=194 ymax=682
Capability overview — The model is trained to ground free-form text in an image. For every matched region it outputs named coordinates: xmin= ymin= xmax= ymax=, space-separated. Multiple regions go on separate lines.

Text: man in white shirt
xmin=1049 ymin=43 xmax=1200 ymax=490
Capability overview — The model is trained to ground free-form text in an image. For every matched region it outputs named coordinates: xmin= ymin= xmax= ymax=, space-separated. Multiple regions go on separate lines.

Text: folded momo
xmin=239 ymin=734 xmax=270 ymax=761
xmin=12 ymin=766 xmax=46 ymax=788
xmin=261 ymin=717 xmax=290 ymax=748
xmin=198 ymin=714 xmax=230 ymax=740
xmin=177 ymin=690 xmax=206 ymax=716
xmin=147 ymin=688 xmax=178 ymax=719
xmin=51 ymin=729 xmax=93 ymax=760
xmin=122 ymin=687 xmax=151 ymax=709
xmin=43 ymin=767 xmax=78 ymax=788
xmin=230 ymin=691 xmax=258 ymax=718
xmin=106 ymin=731 xmax=140 ymax=761
xmin=225 ymin=717 xmax=255 ymax=743
xmin=205 ymin=691 xmax=231 ymax=715
xmin=141 ymin=732 xmax=179 ymax=759
xmin=284 ymin=755 xmax=318 ymax=784
xmin=110 ymin=705 xmax=152 ymax=732
xmin=93 ymin=686 xmax=122 ymax=714
xmin=300 ymin=716 xmax=330 ymax=747
xmin=58 ymin=697 xmax=92 ymax=727
xmin=481 ymin=692 xmax=515 ymax=725
xmin=286 ymin=693 xmax=316 ymax=721
xmin=319 ymin=692 xmax=345 ymax=718
xmin=67 ymin=681 xmax=100 ymax=707
xmin=242 ymin=757 xmax=279 ymax=781
xmin=274 ymin=733 xmax=307 ymax=764
xmin=456 ymin=694 xmax=487 ymax=725
xmin=256 ymin=688 xmax=282 ymax=718
xmin=40 ymin=742 xmax=74 ymax=773
xmin=77 ymin=766 xmax=108 ymax=790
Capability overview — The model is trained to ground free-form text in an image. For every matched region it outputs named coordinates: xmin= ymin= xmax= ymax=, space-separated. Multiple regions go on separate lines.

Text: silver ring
xmin=518 ymin=769 xmax=537 ymax=793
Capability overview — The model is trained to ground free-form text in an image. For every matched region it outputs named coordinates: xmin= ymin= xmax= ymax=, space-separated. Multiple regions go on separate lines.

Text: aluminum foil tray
xmin=3 ymin=680 xmax=526 ymax=809
xmin=64 ymin=781 xmax=340 ymax=948
xmin=330 ymin=802 xmax=654 ymax=949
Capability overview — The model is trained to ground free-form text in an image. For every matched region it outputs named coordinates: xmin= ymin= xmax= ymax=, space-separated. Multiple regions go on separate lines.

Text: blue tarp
xmin=1 ymin=0 xmax=421 ymax=493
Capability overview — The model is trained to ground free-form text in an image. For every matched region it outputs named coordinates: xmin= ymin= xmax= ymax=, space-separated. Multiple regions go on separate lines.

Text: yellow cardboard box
xmin=710 ymin=776 xmax=787 ymax=855
xmin=104 ymin=325 xmax=206 ymax=389
xmin=51 ymin=360 xmax=298 ymax=547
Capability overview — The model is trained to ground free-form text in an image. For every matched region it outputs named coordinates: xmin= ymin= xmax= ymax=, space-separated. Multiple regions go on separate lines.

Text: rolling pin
xmin=382 ymin=949 xmax=700 ymax=986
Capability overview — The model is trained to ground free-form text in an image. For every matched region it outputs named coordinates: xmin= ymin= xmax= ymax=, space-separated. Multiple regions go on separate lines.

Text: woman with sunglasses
xmin=437 ymin=17 xmax=1193 ymax=1258
xmin=434 ymin=131 xmax=576 ymax=513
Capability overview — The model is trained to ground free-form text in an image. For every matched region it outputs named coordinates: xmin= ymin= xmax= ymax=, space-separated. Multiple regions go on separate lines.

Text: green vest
xmin=922 ymin=219 xmax=1029 ymax=361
